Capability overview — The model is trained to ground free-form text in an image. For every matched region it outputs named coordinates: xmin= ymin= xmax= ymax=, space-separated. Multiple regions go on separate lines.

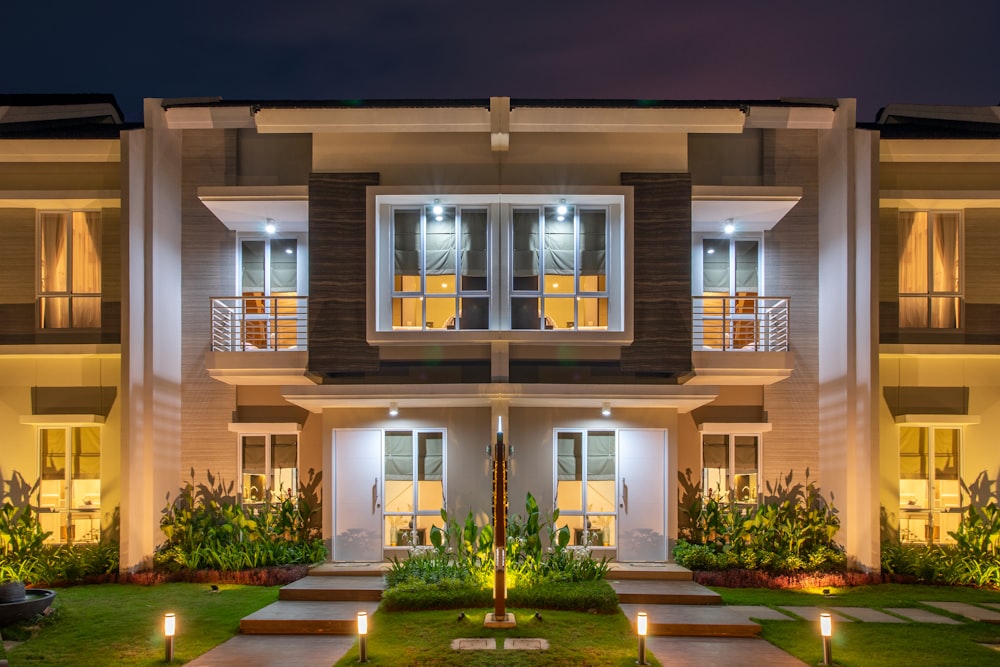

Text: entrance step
xmin=608 ymin=563 xmax=693 ymax=581
xmin=610 ymin=579 xmax=721 ymax=605
xmin=280 ymin=575 xmax=385 ymax=602
xmin=240 ymin=600 xmax=379 ymax=635
xmin=308 ymin=562 xmax=388 ymax=577
xmin=620 ymin=604 xmax=761 ymax=638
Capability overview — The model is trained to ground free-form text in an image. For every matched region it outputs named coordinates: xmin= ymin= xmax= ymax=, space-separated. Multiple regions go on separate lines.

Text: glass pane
xmin=584 ymin=515 xmax=614 ymax=547
xmin=40 ymin=212 xmax=68 ymax=293
xmin=425 ymin=206 xmax=456 ymax=284
xmin=579 ymin=209 xmax=606 ymax=279
xmin=41 ymin=429 xmax=67 ymax=481
xmin=460 ymin=209 xmax=488 ymax=291
xmin=542 ymin=297 xmax=574 ymax=330
xmin=242 ymin=435 xmax=266 ymax=502
xmin=72 ymin=296 xmax=102 ymax=328
xmin=459 ymin=297 xmax=488 ymax=330
xmin=393 ymin=209 xmax=421 ymax=280
xmin=72 ymin=212 xmax=101 ymax=294
xmin=511 ymin=297 xmax=540 ymax=330
xmin=556 ymin=432 xmax=583 ymax=512
xmin=578 ymin=295 xmax=606 ymax=329
xmin=702 ymin=434 xmax=728 ymax=497
xmin=899 ymin=427 xmax=927 ymax=480
xmin=424 ymin=297 xmax=456 ymax=330
xmin=586 ymin=432 xmax=615 ymax=481
xmin=512 ymin=209 xmax=539 ymax=290
xmin=270 ymin=239 xmax=298 ymax=293
xmin=418 ymin=433 xmax=443 ymax=481
xmin=735 ymin=240 xmax=758 ymax=294
xmin=734 ymin=436 xmax=758 ymax=474
xmin=272 ymin=434 xmax=298 ymax=498
xmin=40 ymin=296 xmax=70 ymax=328
xmin=930 ymin=297 xmax=960 ymax=328
xmin=544 ymin=207 xmax=575 ymax=278
xmin=931 ymin=213 xmax=960 ymax=293
xmin=386 ymin=516 xmax=419 ymax=546
xmin=733 ymin=473 xmax=757 ymax=503
xmin=933 ymin=429 xmax=960 ymax=481
xmin=587 ymin=479 xmax=616 ymax=513
xmin=72 ymin=427 xmax=101 ymax=480
xmin=703 ymin=239 xmax=730 ymax=293
xmin=241 ymin=240 xmax=265 ymax=293
xmin=899 ymin=212 xmax=928 ymax=293
xmin=393 ymin=297 xmax=423 ymax=328
xmin=899 ymin=296 xmax=928 ymax=328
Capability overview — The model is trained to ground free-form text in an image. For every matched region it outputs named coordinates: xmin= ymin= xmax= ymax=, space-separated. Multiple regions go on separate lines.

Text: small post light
xmin=636 ymin=611 xmax=648 ymax=665
xmin=357 ymin=610 xmax=368 ymax=663
xmin=820 ymin=612 xmax=832 ymax=665
xmin=163 ymin=613 xmax=176 ymax=663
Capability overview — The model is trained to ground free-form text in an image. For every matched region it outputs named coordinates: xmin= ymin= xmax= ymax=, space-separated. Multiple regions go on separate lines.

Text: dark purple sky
xmin=4 ymin=1 xmax=997 ymax=123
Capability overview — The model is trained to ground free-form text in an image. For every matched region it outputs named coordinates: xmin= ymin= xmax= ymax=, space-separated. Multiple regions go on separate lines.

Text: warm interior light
xmin=820 ymin=612 xmax=832 ymax=637
xmin=388 ymin=402 xmax=399 ymax=417
xmin=602 ymin=402 xmax=612 ymax=417
xmin=164 ymin=613 xmax=176 ymax=637
xmin=637 ymin=611 xmax=647 ymax=636
xmin=357 ymin=610 xmax=368 ymax=635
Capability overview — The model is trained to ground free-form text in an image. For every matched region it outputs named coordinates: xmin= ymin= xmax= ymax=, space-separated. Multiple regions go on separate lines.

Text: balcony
xmin=205 ymin=296 xmax=311 ymax=385
xmin=688 ymin=296 xmax=794 ymax=386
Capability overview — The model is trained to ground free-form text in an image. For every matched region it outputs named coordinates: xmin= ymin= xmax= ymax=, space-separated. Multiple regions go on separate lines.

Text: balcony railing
xmin=211 ymin=296 xmax=308 ymax=352
xmin=692 ymin=296 xmax=789 ymax=352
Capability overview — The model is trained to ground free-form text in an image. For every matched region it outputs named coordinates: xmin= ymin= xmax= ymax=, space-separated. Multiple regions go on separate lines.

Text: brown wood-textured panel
xmin=101 ymin=207 xmax=121 ymax=302
xmin=966 ymin=303 xmax=1000 ymax=344
xmin=308 ymin=172 xmax=381 ymax=374
xmin=0 ymin=208 xmax=36 ymax=305
xmin=619 ymin=172 xmax=692 ymax=375
xmin=966 ymin=209 xmax=1000 ymax=304
xmin=0 ymin=162 xmax=119 ymax=190
xmin=881 ymin=162 xmax=1000 ymax=191
xmin=762 ymin=130 xmax=820 ymax=484
xmin=879 ymin=208 xmax=899 ymax=303
xmin=180 ymin=130 xmax=238 ymax=482
xmin=0 ymin=304 xmax=34 ymax=343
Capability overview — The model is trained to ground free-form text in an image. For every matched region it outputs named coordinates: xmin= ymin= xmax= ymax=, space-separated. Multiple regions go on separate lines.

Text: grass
xmin=712 ymin=583 xmax=1000 ymax=666
xmin=0 ymin=583 xmax=277 ymax=666
xmin=333 ymin=607 xmax=659 ymax=667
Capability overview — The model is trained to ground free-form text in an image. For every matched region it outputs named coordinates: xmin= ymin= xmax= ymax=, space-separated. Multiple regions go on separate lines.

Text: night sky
xmin=3 ymin=0 xmax=998 ymax=123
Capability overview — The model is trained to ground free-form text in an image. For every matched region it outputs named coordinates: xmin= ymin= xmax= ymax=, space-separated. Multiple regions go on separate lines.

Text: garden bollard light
xmin=357 ymin=610 xmax=368 ymax=663
xmin=164 ymin=613 xmax=176 ymax=663
xmin=636 ymin=611 xmax=648 ymax=665
xmin=820 ymin=612 xmax=832 ymax=665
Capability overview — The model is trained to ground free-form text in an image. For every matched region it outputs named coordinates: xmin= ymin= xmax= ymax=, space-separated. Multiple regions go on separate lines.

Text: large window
xmin=555 ymin=430 xmax=616 ymax=546
xmin=695 ymin=234 xmax=765 ymax=350
xmin=898 ymin=211 xmax=962 ymax=329
xmin=392 ymin=206 xmax=489 ymax=331
xmin=374 ymin=192 xmax=625 ymax=338
xmin=701 ymin=433 xmax=759 ymax=503
xmin=899 ymin=426 xmax=962 ymax=544
xmin=38 ymin=211 xmax=101 ymax=329
xmin=238 ymin=235 xmax=303 ymax=350
xmin=241 ymin=433 xmax=299 ymax=505
xmin=37 ymin=426 xmax=101 ymax=543
xmin=384 ymin=430 xmax=445 ymax=547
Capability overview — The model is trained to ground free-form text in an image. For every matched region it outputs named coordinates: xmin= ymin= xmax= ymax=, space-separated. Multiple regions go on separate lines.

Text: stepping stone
xmin=922 ymin=602 xmax=1000 ymax=623
xmin=884 ymin=607 xmax=963 ymax=624
xmin=451 ymin=638 xmax=496 ymax=650
xmin=978 ymin=603 xmax=1000 ymax=613
xmin=725 ymin=605 xmax=798 ymax=621
xmin=777 ymin=607 xmax=853 ymax=622
xmin=621 ymin=604 xmax=760 ymax=638
xmin=504 ymin=638 xmax=549 ymax=650
xmin=647 ymin=636 xmax=807 ymax=666
xmin=611 ymin=579 xmax=722 ymax=605
xmin=828 ymin=607 xmax=906 ymax=623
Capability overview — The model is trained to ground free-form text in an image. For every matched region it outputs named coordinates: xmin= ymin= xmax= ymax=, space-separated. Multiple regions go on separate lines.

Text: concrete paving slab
xmin=922 ymin=601 xmax=1000 ymax=623
xmin=611 ymin=579 xmax=722 ymax=605
xmin=451 ymin=638 xmax=496 ymax=650
xmin=982 ymin=603 xmax=1000 ymax=612
xmin=828 ymin=607 xmax=907 ymax=623
xmin=240 ymin=600 xmax=379 ymax=634
xmin=186 ymin=634 xmax=355 ymax=667
xmin=610 ymin=562 xmax=693 ymax=581
xmin=504 ymin=638 xmax=549 ymax=650
xmin=884 ymin=607 xmax=964 ymax=624
xmin=777 ymin=607 xmax=854 ymax=623
xmin=725 ymin=605 xmax=798 ymax=621
xmin=647 ymin=636 xmax=807 ymax=666
xmin=279 ymin=575 xmax=385 ymax=601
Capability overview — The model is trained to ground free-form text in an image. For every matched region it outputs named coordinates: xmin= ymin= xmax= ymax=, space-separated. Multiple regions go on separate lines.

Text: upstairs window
xmin=38 ymin=211 xmax=101 ymax=328
xmin=899 ymin=211 xmax=962 ymax=329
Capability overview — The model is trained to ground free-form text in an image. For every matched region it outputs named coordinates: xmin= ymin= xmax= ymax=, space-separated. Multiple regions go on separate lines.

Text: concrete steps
xmin=610 ymin=579 xmax=722 ymax=605
xmin=279 ymin=575 xmax=384 ymax=602
xmin=608 ymin=563 xmax=694 ymax=581
xmin=240 ymin=600 xmax=379 ymax=635
xmin=620 ymin=603 xmax=761 ymax=638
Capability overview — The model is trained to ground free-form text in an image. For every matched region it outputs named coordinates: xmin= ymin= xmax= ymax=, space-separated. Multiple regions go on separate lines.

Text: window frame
xmin=553 ymin=428 xmax=617 ymax=547
xmin=383 ymin=428 xmax=447 ymax=548
xmin=897 ymin=210 xmax=964 ymax=330
xmin=699 ymin=431 xmax=761 ymax=505
xmin=369 ymin=188 xmax=631 ymax=345
xmin=36 ymin=209 xmax=103 ymax=330
xmin=897 ymin=424 xmax=964 ymax=545
xmin=238 ymin=431 xmax=300 ymax=507
xmin=36 ymin=424 xmax=102 ymax=544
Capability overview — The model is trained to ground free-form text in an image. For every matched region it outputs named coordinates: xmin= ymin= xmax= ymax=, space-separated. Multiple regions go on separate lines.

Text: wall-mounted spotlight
xmin=265 ymin=218 xmax=276 ymax=234
xmin=602 ymin=402 xmax=612 ymax=418
xmin=724 ymin=218 xmax=735 ymax=234
xmin=388 ymin=402 xmax=399 ymax=417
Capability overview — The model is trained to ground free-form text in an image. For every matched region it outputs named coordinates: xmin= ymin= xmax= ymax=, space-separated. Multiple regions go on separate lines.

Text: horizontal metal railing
xmin=211 ymin=296 xmax=308 ymax=352
xmin=692 ymin=296 xmax=790 ymax=352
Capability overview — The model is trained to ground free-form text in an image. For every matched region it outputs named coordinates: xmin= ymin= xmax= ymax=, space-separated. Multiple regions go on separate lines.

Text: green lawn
xmin=712 ymin=583 xmax=1000 ymax=666
xmin=1 ymin=583 xmax=277 ymax=666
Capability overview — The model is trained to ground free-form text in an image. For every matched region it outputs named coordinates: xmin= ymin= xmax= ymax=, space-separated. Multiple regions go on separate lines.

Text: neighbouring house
xmin=8 ymin=94 xmax=997 ymax=573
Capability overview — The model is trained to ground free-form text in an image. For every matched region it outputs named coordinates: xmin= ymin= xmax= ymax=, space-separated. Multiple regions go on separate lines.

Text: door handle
xmin=621 ymin=477 xmax=628 ymax=513
xmin=372 ymin=477 xmax=380 ymax=513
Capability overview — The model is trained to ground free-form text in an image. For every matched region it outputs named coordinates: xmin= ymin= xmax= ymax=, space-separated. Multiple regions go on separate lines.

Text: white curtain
xmin=40 ymin=213 xmax=69 ymax=327
xmin=72 ymin=212 xmax=102 ymax=327
xmin=898 ymin=212 xmax=928 ymax=327
xmin=931 ymin=213 xmax=960 ymax=328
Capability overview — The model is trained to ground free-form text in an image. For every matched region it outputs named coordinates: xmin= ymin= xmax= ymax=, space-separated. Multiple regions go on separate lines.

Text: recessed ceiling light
xmin=265 ymin=219 xmax=276 ymax=234
xmin=432 ymin=204 xmax=444 ymax=216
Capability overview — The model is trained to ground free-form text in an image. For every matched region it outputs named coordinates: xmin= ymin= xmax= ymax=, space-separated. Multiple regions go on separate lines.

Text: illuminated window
xmin=384 ymin=430 xmax=444 ymax=547
xmin=701 ymin=433 xmax=759 ymax=504
xmin=37 ymin=426 xmax=101 ymax=543
xmin=241 ymin=433 xmax=299 ymax=505
xmin=898 ymin=211 xmax=962 ymax=329
xmin=38 ymin=211 xmax=101 ymax=328
xmin=898 ymin=426 xmax=962 ymax=544
xmin=555 ymin=430 xmax=616 ymax=546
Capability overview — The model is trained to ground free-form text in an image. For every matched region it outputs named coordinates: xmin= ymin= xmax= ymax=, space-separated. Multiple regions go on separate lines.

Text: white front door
xmin=332 ymin=429 xmax=382 ymax=562
xmin=617 ymin=429 xmax=668 ymax=562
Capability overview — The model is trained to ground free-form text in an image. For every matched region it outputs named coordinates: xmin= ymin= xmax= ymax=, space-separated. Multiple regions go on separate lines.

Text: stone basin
xmin=0 ymin=589 xmax=57 ymax=626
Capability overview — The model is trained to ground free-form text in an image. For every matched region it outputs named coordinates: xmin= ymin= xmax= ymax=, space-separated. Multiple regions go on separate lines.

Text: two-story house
xmin=116 ymin=97 xmax=880 ymax=570
xmin=0 ymin=95 xmax=125 ymax=545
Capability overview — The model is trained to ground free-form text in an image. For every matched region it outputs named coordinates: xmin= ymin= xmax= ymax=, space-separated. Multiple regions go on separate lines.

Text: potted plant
xmin=0 ymin=560 xmax=31 ymax=603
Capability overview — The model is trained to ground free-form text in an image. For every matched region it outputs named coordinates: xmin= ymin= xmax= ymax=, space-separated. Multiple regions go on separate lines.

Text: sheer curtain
xmin=72 ymin=212 xmax=102 ymax=327
xmin=898 ymin=212 xmax=928 ymax=327
xmin=39 ymin=213 xmax=69 ymax=327
xmin=931 ymin=213 xmax=960 ymax=327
